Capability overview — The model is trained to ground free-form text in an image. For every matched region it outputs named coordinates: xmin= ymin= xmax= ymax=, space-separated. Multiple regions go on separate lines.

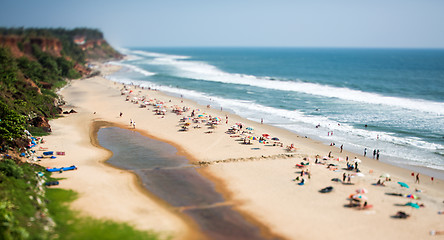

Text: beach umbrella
xmin=271 ymin=137 xmax=280 ymax=141
xmin=246 ymin=127 xmax=254 ymax=130
xmin=398 ymin=182 xmax=410 ymax=188
xmin=356 ymin=188 xmax=368 ymax=194
xmin=406 ymin=194 xmax=419 ymax=200
xmin=262 ymin=134 xmax=270 ymax=138
xmin=380 ymin=173 xmax=391 ymax=178
xmin=405 ymin=202 xmax=420 ymax=209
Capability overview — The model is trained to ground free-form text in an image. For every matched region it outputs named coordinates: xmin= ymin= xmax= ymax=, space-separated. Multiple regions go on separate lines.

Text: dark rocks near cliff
xmin=31 ymin=116 xmax=51 ymax=132
xmin=62 ymin=109 xmax=77 ymax=114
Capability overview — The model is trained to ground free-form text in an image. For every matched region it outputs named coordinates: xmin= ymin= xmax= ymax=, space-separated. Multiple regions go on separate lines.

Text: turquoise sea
xmin=108 ymin=47 xmax=444 ymax=179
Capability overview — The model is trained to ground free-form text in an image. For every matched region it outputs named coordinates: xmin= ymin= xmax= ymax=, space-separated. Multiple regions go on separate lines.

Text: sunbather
xmin=298 ymin=178 xmax=305 ymax=185
xmin=376 ymin=179 xmax=386 ymax=186
xmin=393 ymin=211 xmax=409 ymax=219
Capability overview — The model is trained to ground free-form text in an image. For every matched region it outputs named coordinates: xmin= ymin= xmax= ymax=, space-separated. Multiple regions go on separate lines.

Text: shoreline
xmin=38 ymin=63 xmax=444 ymax=240
xmin=136 ymin=83 xmax=444 ymax=181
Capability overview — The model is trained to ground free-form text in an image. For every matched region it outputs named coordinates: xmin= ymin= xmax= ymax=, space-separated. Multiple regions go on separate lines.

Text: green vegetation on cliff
xmin=0 ymin=46 xmax=66 ymax=146
xmin=0 ymin=27 xmax=121 ymax=63
xmin=0 ymin=158 xmax=48 ymax=240
xmin=0 ymin=157 xmax=160 ymax=240
xmin=1 ymin=28 xmax=158 ymax=240
xmin=0 ymin=27 xmax=122 ymax=147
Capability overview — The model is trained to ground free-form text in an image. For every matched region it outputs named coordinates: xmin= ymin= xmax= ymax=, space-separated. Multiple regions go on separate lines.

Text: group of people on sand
xmin=120 ymin=83 xmax=294 ymax=152
xmin=294 ymin=157 xmax=311 ymax=185
xmin=287 ymin=143 xmax=296 ymax=152
xmin=298 ymin=152 xmax=377 ymax=209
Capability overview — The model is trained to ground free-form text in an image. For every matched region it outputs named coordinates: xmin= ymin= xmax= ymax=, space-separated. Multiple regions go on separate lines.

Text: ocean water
xmin=108 ymin=47 xmax=444 ymax=178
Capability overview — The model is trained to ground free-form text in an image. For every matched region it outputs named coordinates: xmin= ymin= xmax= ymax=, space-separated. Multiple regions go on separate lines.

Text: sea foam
xmin=110 ymin=62 xmax=156 ymax=76
xmin=133 ymin=50 xmax=444 ymax=115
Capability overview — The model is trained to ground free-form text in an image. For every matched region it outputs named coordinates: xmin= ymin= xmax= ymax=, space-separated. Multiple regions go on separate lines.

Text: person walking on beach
xmin=133 ymin=121 xmax=136 ymax=129
xmin=364 ymin=148 xmax=367 ymax=157
xmin=415 ymin=173 xmax=420 ymax=184
xmin=343 ymin=172 xmax=346 ymax=182
xmin=373 ymin=149 xmax=376 ymax=159
xmin=340 ymin=144 xmax=343 ymax=153
xmin=376 ymin=150 xmax=380 ymax=160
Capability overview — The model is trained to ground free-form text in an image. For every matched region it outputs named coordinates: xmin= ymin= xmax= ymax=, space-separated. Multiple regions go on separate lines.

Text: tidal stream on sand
xmin=97 ymin=127 xmax=272 ymax=240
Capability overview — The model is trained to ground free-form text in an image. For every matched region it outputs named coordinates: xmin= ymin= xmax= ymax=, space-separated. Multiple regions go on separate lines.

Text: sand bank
xmin=38 ymin=63 xmax=444 ymax=240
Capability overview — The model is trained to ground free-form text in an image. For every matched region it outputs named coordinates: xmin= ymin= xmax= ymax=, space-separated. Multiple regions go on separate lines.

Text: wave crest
xmin=130 ymin=50 xmax=444 ymax=115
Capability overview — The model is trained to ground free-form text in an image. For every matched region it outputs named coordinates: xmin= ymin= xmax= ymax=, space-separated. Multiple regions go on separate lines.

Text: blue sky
xmin=1 ymin=0 xmax=444 ymax=48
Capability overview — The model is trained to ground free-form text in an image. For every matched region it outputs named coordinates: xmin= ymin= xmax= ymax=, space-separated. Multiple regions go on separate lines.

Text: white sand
xmin=38 ymin=63 xmax=444 ymax=240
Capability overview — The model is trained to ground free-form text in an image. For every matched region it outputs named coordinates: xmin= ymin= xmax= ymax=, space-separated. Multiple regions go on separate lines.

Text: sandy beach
xmin=37 ymin=63 xmax=444 ymax=240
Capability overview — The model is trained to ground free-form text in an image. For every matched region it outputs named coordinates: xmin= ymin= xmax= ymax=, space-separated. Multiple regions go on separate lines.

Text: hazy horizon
xmin=1 ymin=0 xmax=444 ymax=49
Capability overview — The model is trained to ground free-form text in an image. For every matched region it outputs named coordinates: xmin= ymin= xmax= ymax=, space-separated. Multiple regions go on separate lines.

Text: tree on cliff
xmin=0 ymin=102 xmax=26 ymax=146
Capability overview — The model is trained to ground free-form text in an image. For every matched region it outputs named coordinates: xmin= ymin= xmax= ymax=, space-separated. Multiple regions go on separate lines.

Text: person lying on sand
xmin=393 ymin=211 xmax=410 ymax=219
xmin=430 ymin=230 xmax=444 ymax=236
xmin=298 ymin=178 xmax=305 ymax=185
xmin=375 ymin=179 xmax=386 ymax=186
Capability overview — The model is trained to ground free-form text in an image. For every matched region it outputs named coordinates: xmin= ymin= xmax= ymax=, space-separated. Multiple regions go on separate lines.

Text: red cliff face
xmin=76 ymin=37 xmax=122 ymax=60
xmin=0 ymin=36 xmax=25 ymax=58
xmin=79 ymin=39 xmax=104 ymax=50
xmin=29 ymin=38 xmax=62 ymax=57
xmin=0 ymin=35 xmax=62 ymax=59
